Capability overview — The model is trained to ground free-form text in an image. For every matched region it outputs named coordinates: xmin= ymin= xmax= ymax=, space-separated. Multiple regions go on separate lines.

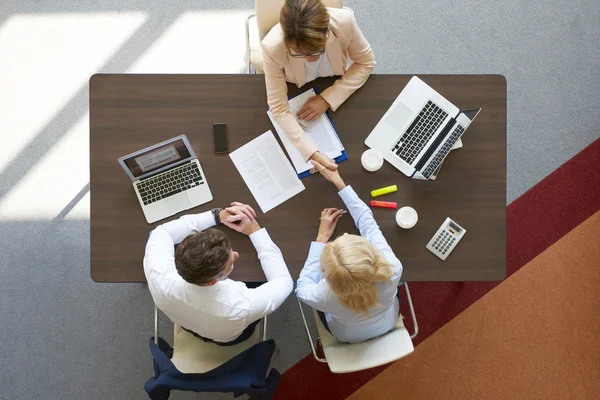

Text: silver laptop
xmin=365 ymin=76 xmax=481 ymax=180
xmin=118 ymin=135 xmax=213 ymax=224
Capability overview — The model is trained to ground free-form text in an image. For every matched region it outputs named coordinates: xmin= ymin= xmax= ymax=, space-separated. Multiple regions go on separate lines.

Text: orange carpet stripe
xmin=346 ymin=211 xmax=600 ymax=400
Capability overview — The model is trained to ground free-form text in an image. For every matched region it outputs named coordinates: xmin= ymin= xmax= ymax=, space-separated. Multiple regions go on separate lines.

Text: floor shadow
xmin=54 ymin=182 xmax=89 ymax=221
xmin=0 ymin=11 xmax=181 ymax=202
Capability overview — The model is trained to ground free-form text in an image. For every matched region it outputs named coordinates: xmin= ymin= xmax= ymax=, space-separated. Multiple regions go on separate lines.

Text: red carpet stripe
xmin=275 ymin=138 xmax=600 ymax=400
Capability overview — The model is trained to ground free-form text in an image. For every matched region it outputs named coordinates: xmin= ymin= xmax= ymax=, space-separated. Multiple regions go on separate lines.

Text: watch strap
xmin=212 ymin=208 xmax=222 ymax=225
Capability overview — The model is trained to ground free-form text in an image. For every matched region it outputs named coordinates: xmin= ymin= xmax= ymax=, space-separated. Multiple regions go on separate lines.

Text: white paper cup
xmin=396 ymin=207 xmax=418 ymax=229
xmin=361 ymin=149 xmax=384 ymax=172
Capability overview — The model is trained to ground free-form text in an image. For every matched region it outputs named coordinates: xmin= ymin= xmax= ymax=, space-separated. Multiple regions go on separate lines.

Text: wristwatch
xmin=212 ymin=208 xmax=223 ymax=225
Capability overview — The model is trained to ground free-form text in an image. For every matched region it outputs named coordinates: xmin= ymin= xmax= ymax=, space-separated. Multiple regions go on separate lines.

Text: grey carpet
xmin=0 ymin=0 xmax=599 ymax=399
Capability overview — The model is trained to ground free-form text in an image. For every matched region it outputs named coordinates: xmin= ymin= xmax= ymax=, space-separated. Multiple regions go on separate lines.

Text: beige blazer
xmin=261 ymin=8 xmax=376 ymax=160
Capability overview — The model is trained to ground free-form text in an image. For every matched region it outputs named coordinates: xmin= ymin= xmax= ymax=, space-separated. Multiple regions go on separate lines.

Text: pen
xmin=319 ymin=210 xmax=347 ymax=220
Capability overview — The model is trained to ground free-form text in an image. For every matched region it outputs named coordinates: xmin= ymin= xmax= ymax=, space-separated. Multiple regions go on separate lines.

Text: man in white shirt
xmin=144 ymin=202 xmax=293 ymax=345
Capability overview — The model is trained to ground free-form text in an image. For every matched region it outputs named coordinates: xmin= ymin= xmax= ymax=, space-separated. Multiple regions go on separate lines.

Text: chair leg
xmin=296 ymin=297 xmax=327 ymax=363
xmin=245 ymin=13 xmax=256 ymax=74
xmin=261 ymin=314 xmax=268 ymax=341
xmin=402 ymin=282 xmax=419 ymax=340
xmin=154 ymin=304 xmax=159 ymax=345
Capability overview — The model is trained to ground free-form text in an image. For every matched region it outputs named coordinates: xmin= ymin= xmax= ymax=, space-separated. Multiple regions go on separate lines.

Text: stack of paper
xmin=229 ymin=131 xmax=305 ymax=213
xmin=267 ymin=88 xmax=345 ymax=176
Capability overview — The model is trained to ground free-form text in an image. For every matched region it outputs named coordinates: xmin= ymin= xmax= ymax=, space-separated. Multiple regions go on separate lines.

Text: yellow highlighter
xmin=371 ymin=185 xmax=398 ymax=198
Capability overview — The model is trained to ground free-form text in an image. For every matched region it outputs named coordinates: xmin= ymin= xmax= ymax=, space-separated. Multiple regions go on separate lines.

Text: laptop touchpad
xmin=385 ymin=102 xmax=413 ymax=131
xmin=167 ymin=193 xmax=192 ymax=214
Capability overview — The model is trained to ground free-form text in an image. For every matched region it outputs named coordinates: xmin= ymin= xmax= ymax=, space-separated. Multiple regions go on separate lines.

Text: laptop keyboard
xmin=421 ymin=124 xmax=465 ymax=179
xmin=136 ymin=161 xmax=204 ymax=206
xmin=391 ymin=100 xmax=448 ymax=165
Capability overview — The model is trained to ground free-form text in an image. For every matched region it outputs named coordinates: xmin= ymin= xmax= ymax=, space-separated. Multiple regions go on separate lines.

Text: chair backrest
xmin=256 ymin=0 xmax=343 ymax=41
xmin=170 ymin=324 xmax=261 ymax=373
xmin=313 ymin=310 xmax=414 ymax=374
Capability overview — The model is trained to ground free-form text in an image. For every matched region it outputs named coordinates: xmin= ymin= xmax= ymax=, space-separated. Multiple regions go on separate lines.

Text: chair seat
xmin=171 ymin=325 xmax=261 ymax=374
xmin=313 ymin=310 xmax=414 ymax=374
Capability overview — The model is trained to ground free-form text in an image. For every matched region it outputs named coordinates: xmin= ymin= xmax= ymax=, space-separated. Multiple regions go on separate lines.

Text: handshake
xmin=215 ymin=158 xmax=347 ymax=237
xmin=216 ymin=202 xmax=261 ymax=236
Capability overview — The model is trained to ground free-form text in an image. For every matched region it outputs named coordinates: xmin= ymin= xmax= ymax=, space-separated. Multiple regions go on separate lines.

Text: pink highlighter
xmin=370 ymin=200 xmax=397 ymax=209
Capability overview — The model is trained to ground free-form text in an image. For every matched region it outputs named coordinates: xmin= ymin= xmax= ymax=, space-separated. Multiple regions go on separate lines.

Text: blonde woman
xmin=261 ymin=0 xmax=376 ymax=171
xmin=296 ymin=161 xmax=403 ymax=343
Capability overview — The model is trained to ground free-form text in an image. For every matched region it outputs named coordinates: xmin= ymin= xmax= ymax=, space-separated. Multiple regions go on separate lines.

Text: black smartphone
xmin=213 ymin=123 xmax=229 ymax=154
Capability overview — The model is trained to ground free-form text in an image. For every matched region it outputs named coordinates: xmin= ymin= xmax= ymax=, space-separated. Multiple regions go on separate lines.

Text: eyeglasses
xmin=288 ymin=49 xmax=326 ymax=58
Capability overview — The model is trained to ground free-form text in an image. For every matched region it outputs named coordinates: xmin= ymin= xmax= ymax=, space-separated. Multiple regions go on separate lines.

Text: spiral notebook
xmin=267 ymin=88 xmax=347 ymax=179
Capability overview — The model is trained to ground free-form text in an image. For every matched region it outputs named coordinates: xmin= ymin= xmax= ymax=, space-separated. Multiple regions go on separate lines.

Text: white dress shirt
xmin=144 ymin=211 xmax=293 ymax=342
xmin=304 ymin=54 xmax=335 ymax=84
xmin=296 ymin=186 xmax=403 ymax=343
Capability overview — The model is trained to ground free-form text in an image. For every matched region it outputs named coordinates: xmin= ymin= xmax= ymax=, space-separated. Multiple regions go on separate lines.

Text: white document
xmin=229 ymin=131 xmax=305 ymax=213
xmin=267 ymin=88 xmax=343 ymax=175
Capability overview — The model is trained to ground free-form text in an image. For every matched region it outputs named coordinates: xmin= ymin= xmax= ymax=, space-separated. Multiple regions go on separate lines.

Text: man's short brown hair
xmin=280 ymin=0 xmax=330 ymax=53
xmin=175 ymin=229 xmax=231 ymax=285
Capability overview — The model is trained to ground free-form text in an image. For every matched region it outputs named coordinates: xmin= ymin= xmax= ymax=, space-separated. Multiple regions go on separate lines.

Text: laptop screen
xmin=122 ymin=137 xmax=192 ymax=179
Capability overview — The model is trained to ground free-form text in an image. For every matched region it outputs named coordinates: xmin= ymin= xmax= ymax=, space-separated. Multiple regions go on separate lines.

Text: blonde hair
xmin=320 ymin=234 xmax=394 ymax=314
xmin=280 ymin=0 xmax=330 ymax=53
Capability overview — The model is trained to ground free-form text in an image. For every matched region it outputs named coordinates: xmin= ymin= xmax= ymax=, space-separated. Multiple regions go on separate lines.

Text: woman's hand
xmin=297 ymin=95 xmax=330 ymax=121
xmin=310 ymin=151 xmax=338 ymax=171
xmin=316 ymin=208 xmax=345 ymax=243
xmin=310 ymin=160 xmax=346 ymax=191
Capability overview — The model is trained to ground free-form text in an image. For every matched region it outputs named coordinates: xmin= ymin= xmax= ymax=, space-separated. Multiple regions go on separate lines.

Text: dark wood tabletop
xmin=90 ymin=74 xmax=506 ymax=283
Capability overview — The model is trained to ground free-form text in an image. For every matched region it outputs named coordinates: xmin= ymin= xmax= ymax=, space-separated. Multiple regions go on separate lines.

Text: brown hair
xmin=280 ymin=0 xmax=330 ymax=53
xmin=175 ymin=229 xmax=231 ymax=285
xmin=321 ymin=234 xmax=394 ymax=314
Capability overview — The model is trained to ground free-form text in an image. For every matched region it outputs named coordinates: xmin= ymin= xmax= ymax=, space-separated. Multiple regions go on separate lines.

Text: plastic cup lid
xmin=396 ymin=207 xmax=417 ymax=225
xmin=361 ymin=149 xmax=383 ymax=171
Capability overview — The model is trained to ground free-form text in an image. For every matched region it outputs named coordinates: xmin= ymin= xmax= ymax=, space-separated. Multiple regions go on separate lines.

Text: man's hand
xmin=310 ymin=160 xmax=347 ymax=191
xmin=222 ymin=202 xmax=261 ymax=236
xmin=316 ymin=208 xmax=345 ymax=243
xmin=310 ymin=151 xmax=338 ymax=171
xmin=223 ymin=202 xmax=257 ymax=222
xmin=297 ymin=95 xmax=329 ymax=121
xmin=219 ymin=208 xmax=235 ymax=224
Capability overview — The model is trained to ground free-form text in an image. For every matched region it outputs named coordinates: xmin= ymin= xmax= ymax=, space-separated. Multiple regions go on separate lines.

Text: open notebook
xmin=267 ymin=88 xmax=347 ymax=179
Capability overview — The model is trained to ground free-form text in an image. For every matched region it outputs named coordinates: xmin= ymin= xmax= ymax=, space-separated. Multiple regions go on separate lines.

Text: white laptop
xmin=365 ymin=76 xmax=481 ymax=180
xmin=118 ymin=135 xmax=213 ymax=224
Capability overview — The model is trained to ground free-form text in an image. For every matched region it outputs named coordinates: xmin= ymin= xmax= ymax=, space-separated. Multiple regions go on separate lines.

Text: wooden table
xmin=90 ymin=74 xmax=506 ymax=282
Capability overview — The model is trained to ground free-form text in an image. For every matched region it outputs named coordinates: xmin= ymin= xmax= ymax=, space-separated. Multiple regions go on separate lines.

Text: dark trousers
xmin=182 ymin=281 xmax=264 ymax=347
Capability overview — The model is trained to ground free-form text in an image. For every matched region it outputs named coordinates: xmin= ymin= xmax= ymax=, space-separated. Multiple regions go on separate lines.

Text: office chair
xmin=144 ymin=305 xmax=279 ymax=399
xmin=296 ymin=282 xmax=418 ymax=373
xmin=245 ymin=0 xmax=344 ymax=74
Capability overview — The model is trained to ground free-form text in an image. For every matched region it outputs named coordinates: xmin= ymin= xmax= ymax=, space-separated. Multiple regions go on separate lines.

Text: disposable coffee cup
xmin=396 ymin=207 xmax=418 ymax=229
xmin=361 ymin=149 xmax=384 ymax=172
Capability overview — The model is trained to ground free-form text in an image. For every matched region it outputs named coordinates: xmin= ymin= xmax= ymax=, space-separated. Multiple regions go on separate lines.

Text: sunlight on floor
xmin=0 ymin=9 xmax=253 ymax=221
xmin=127 ymin=10 xmax=252 ymax=73
xmin=0 ymin=12 xmax=147 ymax=176
xmin=0 ymin=113 xmax=90 ymax=220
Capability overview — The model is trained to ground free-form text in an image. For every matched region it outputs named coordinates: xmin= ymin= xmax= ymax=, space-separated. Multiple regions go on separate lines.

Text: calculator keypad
xmin=433 ymin=231 xmax=456 ymax=255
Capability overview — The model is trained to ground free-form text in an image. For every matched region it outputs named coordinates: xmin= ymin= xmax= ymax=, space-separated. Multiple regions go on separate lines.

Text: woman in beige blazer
xmin=261 ymin=0 xmax=376 ymax=170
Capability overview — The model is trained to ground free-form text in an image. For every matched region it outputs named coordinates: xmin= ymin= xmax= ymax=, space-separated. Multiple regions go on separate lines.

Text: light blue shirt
xmin=296 ymin=185 xmax=403 ymax=343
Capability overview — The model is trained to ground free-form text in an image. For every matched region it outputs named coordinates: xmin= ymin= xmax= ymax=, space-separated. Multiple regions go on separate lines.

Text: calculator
xmin=426 ymin=218 xmax=466 ymax=260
